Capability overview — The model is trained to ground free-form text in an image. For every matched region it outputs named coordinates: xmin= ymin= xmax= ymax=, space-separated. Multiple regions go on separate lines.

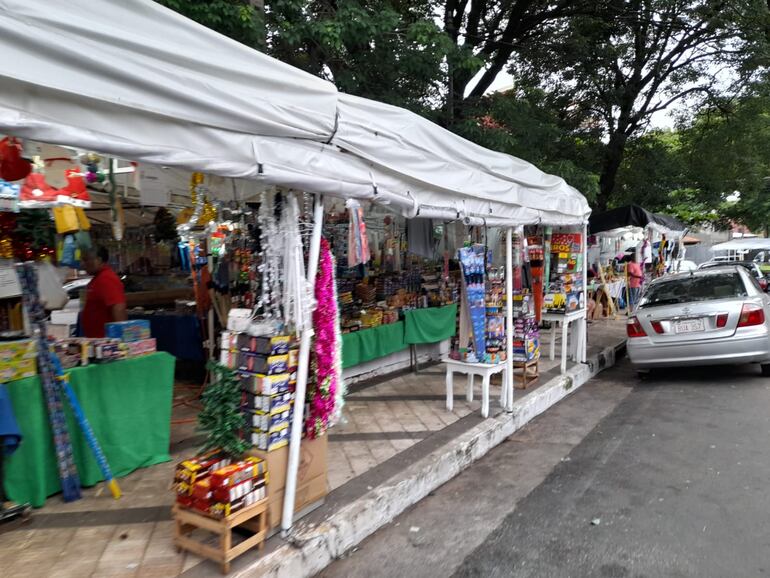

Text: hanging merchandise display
xmin=544 ymin=233 xmax=585 ymax=313
xmin=346 ymin=199 xmax=370 ymax=268
xmin=485 ymin=266 xmax=506 ymax=364
xmin=527 ymin=236 xmax=545 ymax=323
xmin=280 ymin=194 xmax=313 ymax=338
xmin=458 ymin=245 xmax=487 ymax=362
xmin=0 ymin=137 xmax=31 ymax=182
xmin=306 ymin=237 xmax=343 ymax=438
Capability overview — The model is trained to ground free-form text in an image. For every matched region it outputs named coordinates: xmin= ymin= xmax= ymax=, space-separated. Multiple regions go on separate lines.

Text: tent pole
xmin=282 ymin=193 xmax=325 ymax=534
xmin=504 ymin=227 xmax=514 ymax=411
xmin=582 ymin=223 xmax=588 ymax=362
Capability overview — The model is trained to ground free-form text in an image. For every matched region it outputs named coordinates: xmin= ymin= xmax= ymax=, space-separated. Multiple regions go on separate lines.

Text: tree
xmin=452 ymin=89 xmax=602 ymax=202
xmin=156 ymin=0 xmax=266 ymax=50
xmin=514 ymin=0 xmax=770 ymax=210
xmin=198 ymin=361 xmax=249 ymax=458
xmin=442 ymin=0 xmax=596 ymax=122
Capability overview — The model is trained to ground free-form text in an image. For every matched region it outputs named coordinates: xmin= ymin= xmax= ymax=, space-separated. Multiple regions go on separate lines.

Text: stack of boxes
xmin=175 ymin=452 xmax=268 ymax=519
xmin=511 ymin=293 xmax=540 ymax=362
xmin=220 ymin=332 xmax=298 ymax=452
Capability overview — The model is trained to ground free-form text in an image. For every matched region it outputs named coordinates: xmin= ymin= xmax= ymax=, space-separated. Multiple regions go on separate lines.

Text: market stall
xmin=0 ymin=0 xmax=591 ymax=541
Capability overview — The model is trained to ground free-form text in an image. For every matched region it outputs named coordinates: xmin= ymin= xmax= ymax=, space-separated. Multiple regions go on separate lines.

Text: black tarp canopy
xmin=588 ymin=204 xmax=686 ymax=235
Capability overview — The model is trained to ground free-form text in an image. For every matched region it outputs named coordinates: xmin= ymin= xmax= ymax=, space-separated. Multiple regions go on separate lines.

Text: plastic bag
xmin=37 ymin=261 xmax=68 ymax=310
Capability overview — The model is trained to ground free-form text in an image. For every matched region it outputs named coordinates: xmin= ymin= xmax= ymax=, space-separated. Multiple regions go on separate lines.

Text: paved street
xmin=322 ymin=358 xmax=770 ymax=578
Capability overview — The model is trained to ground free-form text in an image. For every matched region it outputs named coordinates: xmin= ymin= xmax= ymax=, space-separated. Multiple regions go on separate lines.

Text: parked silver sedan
xmin=627 ymin=266 xmax=770 ymax=376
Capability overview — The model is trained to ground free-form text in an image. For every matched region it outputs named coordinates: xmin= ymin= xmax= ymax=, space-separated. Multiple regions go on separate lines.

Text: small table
xmin=541 ymin=309 xmax=587 ymax=373
xmin=442 ymin=358 xmax=507 ymax=418
xmin=174 ymin=499 xmax=269 ymax=574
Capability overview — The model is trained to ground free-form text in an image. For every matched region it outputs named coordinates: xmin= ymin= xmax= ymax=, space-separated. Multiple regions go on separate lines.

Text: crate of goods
xmin=173 ymin=456 xmax=269 ymax=574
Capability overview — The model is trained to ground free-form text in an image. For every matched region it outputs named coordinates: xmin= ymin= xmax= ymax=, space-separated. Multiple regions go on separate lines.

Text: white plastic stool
xmin=442 ymin=358 xmax=507 ymax=418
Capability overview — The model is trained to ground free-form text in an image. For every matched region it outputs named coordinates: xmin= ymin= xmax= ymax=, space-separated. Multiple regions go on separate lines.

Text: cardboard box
xmin=264 ymin=473 xmax=328 ymax=529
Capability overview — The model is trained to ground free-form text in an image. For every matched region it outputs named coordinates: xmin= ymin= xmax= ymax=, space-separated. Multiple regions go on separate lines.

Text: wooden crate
xmin=513 ymin=358 xmax=539 ymax=390
xmin=173 ymin=499 xmax=269 ymax=574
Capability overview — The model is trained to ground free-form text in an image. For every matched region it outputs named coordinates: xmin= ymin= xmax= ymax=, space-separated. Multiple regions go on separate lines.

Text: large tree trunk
xmin=597 ymin=131 xmax=628 ymax=212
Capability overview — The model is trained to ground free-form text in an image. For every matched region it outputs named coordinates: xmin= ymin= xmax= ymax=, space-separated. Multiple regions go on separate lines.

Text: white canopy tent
xmin=711 ymin=238 xmax=770 ymax=252
xmin=0 ymin=0 xmax=589 ymax=226
xmin=0 ymin=0 xmax=590 ymax=533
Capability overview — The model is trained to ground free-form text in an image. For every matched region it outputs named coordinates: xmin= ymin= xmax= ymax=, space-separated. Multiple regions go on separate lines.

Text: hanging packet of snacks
xmin=346 ymin=199 xmax=370 ymax=267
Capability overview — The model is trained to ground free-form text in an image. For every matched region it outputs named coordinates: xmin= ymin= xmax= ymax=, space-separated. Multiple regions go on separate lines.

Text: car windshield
xmin=639 ymin=273 xmax=747 ymax=308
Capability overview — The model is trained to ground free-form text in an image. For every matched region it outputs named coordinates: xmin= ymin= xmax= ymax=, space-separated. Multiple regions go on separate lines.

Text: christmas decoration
xmin=14 ymin=209 xmax=55 ymax=261
xmin=0 ymin=212 xmax=16 ymax=259
xmin=306 ymin=238 xmax=342 ymax=438
xmin=199 ymin=361 xmax=250 ymax=459
xmin=153 ymin=207 xmax=179 ymax=242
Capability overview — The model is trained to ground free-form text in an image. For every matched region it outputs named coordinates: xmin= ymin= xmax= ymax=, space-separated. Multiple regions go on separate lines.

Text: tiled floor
xmin=0 ymin=319 xmax=626 ymax=577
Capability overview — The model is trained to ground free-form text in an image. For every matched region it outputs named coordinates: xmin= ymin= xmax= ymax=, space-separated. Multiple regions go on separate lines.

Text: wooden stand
xmin=513 ymin=358 xmax=539 ymax=389
xmin=173 ymin=499 xmax=269 ymax=574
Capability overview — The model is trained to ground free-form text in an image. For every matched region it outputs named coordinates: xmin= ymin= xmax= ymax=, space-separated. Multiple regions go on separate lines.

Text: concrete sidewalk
xmin=0 ymin=318 xmax=627 ymax=578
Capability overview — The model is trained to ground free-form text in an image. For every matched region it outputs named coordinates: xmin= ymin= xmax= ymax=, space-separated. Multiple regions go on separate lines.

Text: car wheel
xmin=637 ymin=370 xmax=653 ymax=381
xmin=761 ymin=364 xmax=770 ymax=377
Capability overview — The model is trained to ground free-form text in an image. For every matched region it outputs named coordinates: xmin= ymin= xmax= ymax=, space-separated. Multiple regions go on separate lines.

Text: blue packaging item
xmin=243 ymin=407 xmax=292 ymax=432
xmin=105 ymin=320 xmax=151 ymax=342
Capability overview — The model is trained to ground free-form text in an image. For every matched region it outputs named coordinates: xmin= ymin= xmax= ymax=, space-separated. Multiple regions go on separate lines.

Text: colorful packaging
xmin=209 ymin=457 xmax=266 ymax=489
xmin=0 ymin=357 xmax=36 ymax=382
xmin=211 ymin=476 xmax=266 ymax=504
xmin=105 ymin=320 xmax=151 ymax=342
xmin=239 ymin=372 xmax=292 ymax=395
xmin=191 ymin=479 xmax=212 ymax=500
xmin=0 ymin=339 xmax=37 ymax=363
xmin=237 ymin=334 xmax=291 ymax=356
xmin=250 ymin=426 xmax=290 ymax=452
xmin=123 ymin=338 xmax=157 ymax=358
xmin=244 ymin=407 xmax=292 ymax=432
xmin=208 ymin=485 xmax=266 ymax=518
xmin=242 ymin=390 xmax=294 ymax=413
xmin=237 ymin=353 xmax=289 ymax=375
xmin=174 ymin=451 xmax=232 ymax=490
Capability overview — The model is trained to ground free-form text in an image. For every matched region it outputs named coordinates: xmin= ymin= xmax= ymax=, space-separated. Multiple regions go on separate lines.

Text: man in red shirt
xmin=81 ymin=246 xmax=127 ymax=338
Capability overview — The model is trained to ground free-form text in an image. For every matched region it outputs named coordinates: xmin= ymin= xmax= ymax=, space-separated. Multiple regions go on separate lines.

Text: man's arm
xmin=111 ymin=302 xmax=128 ymax=323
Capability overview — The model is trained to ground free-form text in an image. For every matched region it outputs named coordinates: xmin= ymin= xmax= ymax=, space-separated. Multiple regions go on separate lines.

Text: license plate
xmin=674 ymin=318 xmax=705 ymax=333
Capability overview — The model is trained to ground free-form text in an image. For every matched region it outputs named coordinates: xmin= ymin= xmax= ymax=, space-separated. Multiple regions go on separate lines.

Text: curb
xmin=234 ymin=340 xmax=625 ymax=578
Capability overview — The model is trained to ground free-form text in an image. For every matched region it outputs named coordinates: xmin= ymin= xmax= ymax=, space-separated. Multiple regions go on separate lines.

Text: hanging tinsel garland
xmin=306 ymin=237 xmax=343 ymax=437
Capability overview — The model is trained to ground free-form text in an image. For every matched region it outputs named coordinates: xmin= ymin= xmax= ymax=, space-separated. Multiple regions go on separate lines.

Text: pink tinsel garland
xmin=306 ymin=237 xmax=339 ymax=438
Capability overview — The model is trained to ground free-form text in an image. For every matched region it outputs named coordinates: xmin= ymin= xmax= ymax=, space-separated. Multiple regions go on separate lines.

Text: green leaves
xmin=199 ymin=361 xmax=249 ymax=459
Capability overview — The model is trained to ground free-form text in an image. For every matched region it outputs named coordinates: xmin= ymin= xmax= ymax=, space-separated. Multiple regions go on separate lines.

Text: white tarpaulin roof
xmin=711 ymin=238 xmax=770 ymax=252
xmin=0 ymin=0 xmax=590 ymax=226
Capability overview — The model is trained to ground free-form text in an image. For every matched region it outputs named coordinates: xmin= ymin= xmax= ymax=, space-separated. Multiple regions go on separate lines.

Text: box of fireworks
xmin=0 ymin=339 xmax=37 ymax=363
xmin=192 ymin=498 xmax=212 ymax=515
xmin=249 ymin=425 xmax=291 ymax=452
xmin=191 ymin=479 xmax=212 ymax=501
xmin=242 ymin=390 xmax=294 ymax=413
xmin=244 ymin=407 xmax=292 ymax=432
xmin=208 ymin=485 xmax=267 ymax=519
xmin=247 ymin=434 xmax=327 ymax=498
xmin=239 ymin=372 xmax=292 ymax=395
xmin=237 ymin=352 xmax=288 ymax=375
xmin=288 ymin=348 xmax=299 ymax=370
xmin=93 ymin=341 xmax=127 ymax=362
xmin=0 ymin=356 xmax=36 ymax=382
xmin=512 ymin=338 xmax=540 ymax=362
xmin=565 ymin=291 xmax=584 ymax=312
xmin=176 ymin=494 xmax=194 ymax=509
xmin=105 ymin=319 xmax=151 ymax=342
xmin=212 ymin=475 xmax=266 ymax=504
xmin=550 ymin=233 xmax=582 ymax=253
xmin=209 ymin=456 xmax=267 ymax=489
xmin=123 ymin=338 xmax=157 ymax=358
xmin=236 ymin=333 xmax=291 ymax=356
xmin=174 ymin=451 xmax=232 ymax=489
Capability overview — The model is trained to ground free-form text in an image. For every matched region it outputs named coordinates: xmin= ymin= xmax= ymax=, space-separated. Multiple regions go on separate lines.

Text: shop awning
xmin=0 ymin=0 xmax=589 ymax=226
xmin=589 ymin=205 xmax=686 ymax=236
xmin=711 ymin=238 xmax=770 ymax=252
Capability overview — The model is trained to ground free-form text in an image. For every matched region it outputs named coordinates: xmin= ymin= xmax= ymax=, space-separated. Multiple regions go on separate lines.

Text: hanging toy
xmin=83 ymin=152 xmax=105 ymax=184
xmin=177 ymin=172 xmax=206 ymax=241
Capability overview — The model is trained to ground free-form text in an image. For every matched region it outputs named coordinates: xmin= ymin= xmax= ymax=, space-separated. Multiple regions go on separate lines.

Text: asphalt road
xmin=322 ymin=358 xmax=770 ymax=578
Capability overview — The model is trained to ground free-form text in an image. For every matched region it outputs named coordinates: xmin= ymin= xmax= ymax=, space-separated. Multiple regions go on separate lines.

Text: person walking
xmin=627 ymin=254 xmax=644 ymax=310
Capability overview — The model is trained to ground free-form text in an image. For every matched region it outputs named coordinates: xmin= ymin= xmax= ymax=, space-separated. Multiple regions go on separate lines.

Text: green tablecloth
xmin=3 ymin=352 xmax=175 ymax=507
xmin=403 ymin=304 xmax=458 ymax=345
xmin=341 ymin=321 xmax=407 ymax=369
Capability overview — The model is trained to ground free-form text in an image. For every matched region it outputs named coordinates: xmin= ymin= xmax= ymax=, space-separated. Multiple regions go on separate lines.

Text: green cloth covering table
xmin=403 ymin=304 xmax=458 ymax=345
xmin=341 ymin=321 xmax=407 ymax=369
xmin=2 ymin=352 xmax=175 ymax=507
